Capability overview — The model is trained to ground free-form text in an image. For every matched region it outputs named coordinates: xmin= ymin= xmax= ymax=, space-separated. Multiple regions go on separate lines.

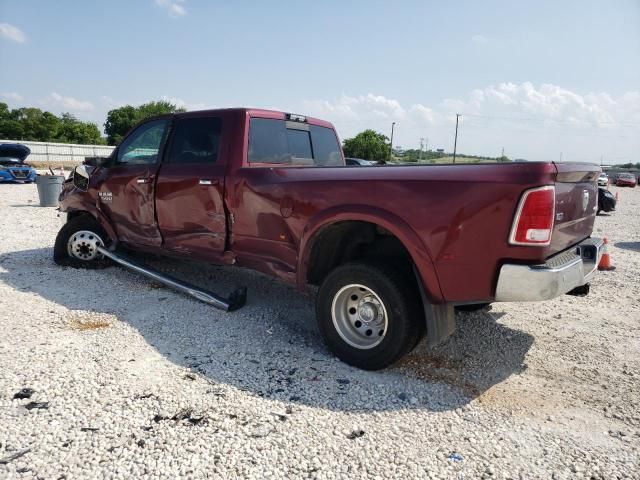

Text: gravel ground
xmin=0 ymin=183 xmax=638 ymax=479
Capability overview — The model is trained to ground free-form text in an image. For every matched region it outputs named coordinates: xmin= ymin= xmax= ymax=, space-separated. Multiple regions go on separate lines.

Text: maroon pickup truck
xmin=55 ymin=108 xmax=604 ymax=370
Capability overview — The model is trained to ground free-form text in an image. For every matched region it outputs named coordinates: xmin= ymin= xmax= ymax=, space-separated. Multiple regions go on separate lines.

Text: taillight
xmin=509 ymin=186 xmax=555 ymax=246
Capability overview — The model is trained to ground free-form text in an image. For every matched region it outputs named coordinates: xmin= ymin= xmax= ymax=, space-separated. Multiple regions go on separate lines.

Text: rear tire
xmin=53 ymin=215 xmax=111 ymax=269
xmin=316 ymin=262 xmax=424 ymax=370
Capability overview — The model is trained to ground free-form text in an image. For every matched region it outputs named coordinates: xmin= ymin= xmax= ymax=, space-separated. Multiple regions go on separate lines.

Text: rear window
xmin=248 ymin=118 xmax=342 ymax=166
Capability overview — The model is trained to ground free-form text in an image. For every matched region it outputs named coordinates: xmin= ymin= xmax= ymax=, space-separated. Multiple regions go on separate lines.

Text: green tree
xmin=0 ymin=102 xmax=24 ymax=139
xmin=104 ymin=100 xmax=185 ymax=145
xmin=10 ymin=108 xmax=60 ymax=141
xmin=0 ymin=103 xmax=106 ymax=144
xmin=342 ymin=129 xmax=390 ymax=162
xmin=56 ymin=113 xmax=105 ymax=145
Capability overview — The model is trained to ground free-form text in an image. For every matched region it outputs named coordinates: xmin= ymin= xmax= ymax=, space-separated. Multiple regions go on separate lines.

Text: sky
xmin=1 ymin=0 xmax=639 ymax=162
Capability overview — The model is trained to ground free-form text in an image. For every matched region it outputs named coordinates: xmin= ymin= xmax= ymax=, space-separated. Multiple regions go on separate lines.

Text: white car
xmin=598 ymin=173 xmax=609 ymax=187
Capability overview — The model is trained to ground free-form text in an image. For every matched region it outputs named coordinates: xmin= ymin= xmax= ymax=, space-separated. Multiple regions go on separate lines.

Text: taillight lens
xmin=509 ymin=186 xmax=555 ymax=246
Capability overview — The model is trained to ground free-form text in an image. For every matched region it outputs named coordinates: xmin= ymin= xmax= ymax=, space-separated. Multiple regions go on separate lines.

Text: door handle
xmin=137 ymin=177 xmax=151 ymax=184
xmin=199 ymin=179 xmax=218 ymax=185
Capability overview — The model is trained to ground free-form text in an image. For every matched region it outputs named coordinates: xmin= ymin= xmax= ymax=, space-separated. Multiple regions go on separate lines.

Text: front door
xmin=98 ymin=118 xmax=170 ymax=247
xmin=154 ymin=114 xmax=227 ymax=261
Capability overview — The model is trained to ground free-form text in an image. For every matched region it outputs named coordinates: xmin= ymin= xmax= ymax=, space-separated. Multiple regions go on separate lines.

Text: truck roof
xmin=174 ymin=108 xmax=335 ymax=129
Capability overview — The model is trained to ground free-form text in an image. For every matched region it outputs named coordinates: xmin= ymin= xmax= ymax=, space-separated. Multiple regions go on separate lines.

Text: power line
xmin=458 ymin=122 xmax=638 ymax=139
xmin=459 ymin=113 xmax=640 ymax=127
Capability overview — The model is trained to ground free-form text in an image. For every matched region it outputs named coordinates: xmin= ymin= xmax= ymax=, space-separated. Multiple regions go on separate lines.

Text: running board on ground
xmin=96 ymin=246 xmax=247 ymax=312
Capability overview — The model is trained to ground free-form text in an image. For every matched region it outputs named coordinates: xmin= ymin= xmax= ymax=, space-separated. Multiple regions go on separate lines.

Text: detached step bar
xmin=96 ymin=246 xmax=247 ymax=312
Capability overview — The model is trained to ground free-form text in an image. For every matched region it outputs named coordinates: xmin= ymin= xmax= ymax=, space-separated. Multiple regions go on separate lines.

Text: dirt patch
xmin=66 ymin=311 xmax=116 ymax=330
xmin=398 ymin=352 xmax=481 ymax=397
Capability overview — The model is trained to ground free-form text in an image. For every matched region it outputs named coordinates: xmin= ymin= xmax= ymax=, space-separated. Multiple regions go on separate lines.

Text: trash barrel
xmin=35 ymin=175 xmax=65 ymax=207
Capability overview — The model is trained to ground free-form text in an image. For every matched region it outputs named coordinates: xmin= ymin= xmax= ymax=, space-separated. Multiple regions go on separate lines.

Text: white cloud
xmin=304 ymin=93 xmax=437 ymax=125
xmin=155 ymin=0 xmax=187 ymax=17
xmin=99 ymin=94 xmax=208 ymax=111
xmin=100 ymin=96 xmax=120 ymax=108
xmin=303 ymin=83 xmax=640 ymax=161
xmin=441 ymin=82 xmax=625 ymax=126
xmin=159 ymin=95 xmax=207 ymax=111
xmin=0 ymin=23 xmax=26 ymax=43
xmin=471 ymin=34 xmax=488 ymax=44
xmin=49 ymin=92 xmax=95 ymax=112
xmin=2 ymin=92 xmax=23 ymax=102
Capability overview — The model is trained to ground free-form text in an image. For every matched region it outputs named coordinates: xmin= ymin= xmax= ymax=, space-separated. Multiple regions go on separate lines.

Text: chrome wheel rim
xmin=331 ymin=284 xmax=388 ymax=349
xmin=67 ymin=230 xmax=105 ymax=261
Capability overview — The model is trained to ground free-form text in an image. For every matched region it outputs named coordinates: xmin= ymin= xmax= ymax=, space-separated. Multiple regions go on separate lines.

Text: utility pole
xmin=453 ymin=114 xmax=460 ymax=164
xmin=501 ymin=147 xmax=505 ymax=161
xmin=389 ymin=122 xmax=396 ymax=161
xmin=559 ymin=151 xmax=563 ymax=162
xmin=419 ymin=137 xmax=424 ymax=161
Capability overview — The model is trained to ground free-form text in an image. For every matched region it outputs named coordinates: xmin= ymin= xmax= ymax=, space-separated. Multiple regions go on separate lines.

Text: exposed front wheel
xmin=53 ymin=215 xmax=111 ymax=269
xmin=316 ymin=262 xmax=424 ymax=370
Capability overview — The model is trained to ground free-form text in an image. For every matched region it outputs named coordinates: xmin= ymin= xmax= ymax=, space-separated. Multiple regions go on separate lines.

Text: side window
xmin=310 ymin=125 xmax=342 ymax=166
xmin=167 ymin=117 xmax=222 ymax=164
xmin=117 ymin=119 xmax=169 ymax=165
xmin=248 ymin=118 xmax=289 ymax=164
xmin=248 ymin=118 xmax=343 ymax=166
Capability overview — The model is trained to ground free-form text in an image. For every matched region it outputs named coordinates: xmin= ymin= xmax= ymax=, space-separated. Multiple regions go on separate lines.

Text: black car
xmin=597 ymin=187 xmax=616 ymax=214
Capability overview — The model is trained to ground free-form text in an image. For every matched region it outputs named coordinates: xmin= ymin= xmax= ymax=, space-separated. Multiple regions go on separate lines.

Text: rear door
xmin=99 ymin=118 xmax=170 ymax=247
xmin=550 ymin=163 xmax=601 ymax=254
xmin=155 ymin=114 xmax=227 ymax=261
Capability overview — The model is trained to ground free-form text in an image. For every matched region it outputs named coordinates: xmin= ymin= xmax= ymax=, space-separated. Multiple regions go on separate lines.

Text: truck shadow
xmin=615 ymin=241 xmax=640 ymax=252
xmin=0 ymin=247 xmax=533 ymax=413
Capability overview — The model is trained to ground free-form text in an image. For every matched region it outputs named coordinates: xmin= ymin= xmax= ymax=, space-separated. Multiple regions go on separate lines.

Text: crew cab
xmin=55 ymin=108 xmax=604 ymax=370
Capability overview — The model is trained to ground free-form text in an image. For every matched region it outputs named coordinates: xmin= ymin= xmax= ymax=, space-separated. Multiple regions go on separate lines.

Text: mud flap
xmin=412 ymin=266 xmax=456 ymax=347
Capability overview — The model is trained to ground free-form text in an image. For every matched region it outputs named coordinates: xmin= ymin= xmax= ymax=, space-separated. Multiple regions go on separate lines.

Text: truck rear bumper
xmin=495 ymin=237 xmax=604 ymax=302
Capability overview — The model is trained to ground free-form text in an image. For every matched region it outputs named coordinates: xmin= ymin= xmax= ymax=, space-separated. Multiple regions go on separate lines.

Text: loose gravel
xmin=0 ymin=182 xmax=639 ymax=479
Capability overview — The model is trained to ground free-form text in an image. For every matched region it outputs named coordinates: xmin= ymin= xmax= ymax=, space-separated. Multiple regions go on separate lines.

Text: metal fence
xmin=0 ymin=139 xmax=115 ymax=165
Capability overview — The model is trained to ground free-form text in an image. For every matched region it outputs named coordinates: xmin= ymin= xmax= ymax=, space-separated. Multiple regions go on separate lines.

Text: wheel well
xmin=306 ymin=221 xmax=414 ymax=286
xmin=66 ymin=210 xmax=89 ymax=221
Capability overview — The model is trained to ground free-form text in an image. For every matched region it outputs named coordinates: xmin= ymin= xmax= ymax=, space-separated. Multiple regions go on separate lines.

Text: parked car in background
xmin=597 ymin=172 xmax=609 ymax=187
xmin=616 ymin=173 xmax=637 ymax=187
xmin=0 ymin=144 xmax=36 ymax=183
xmin=345 ymin=157 xmax=376 ymax=166
xmin=597 ymin=188 xmax=616 ymax=214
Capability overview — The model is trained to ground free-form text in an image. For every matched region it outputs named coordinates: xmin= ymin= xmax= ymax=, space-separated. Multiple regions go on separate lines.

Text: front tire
xmin=53 ymin=215 xmax=111 ymax=269
xmin=316 ymin=262 xmax=424 ymax=370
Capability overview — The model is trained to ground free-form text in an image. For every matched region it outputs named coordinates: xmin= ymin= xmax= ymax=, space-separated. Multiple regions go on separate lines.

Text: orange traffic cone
xmin=598 ymin=237 xmax=616 ymax=271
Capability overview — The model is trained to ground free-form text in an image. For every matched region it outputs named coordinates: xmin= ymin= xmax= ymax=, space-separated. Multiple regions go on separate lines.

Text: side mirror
xmin=73 ymin=165 xmax=93 ymax=191
xmin=84 ymin=155 xmax=112 ymax=168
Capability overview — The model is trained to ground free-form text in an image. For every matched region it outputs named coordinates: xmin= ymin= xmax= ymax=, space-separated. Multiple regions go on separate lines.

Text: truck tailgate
xmin=550 ymin=163 xmax=600 ymax=255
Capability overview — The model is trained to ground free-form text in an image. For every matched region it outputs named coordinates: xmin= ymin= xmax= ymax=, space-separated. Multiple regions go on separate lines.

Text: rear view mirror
xmin=73 ymin=165 xmax=92 ymax=191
